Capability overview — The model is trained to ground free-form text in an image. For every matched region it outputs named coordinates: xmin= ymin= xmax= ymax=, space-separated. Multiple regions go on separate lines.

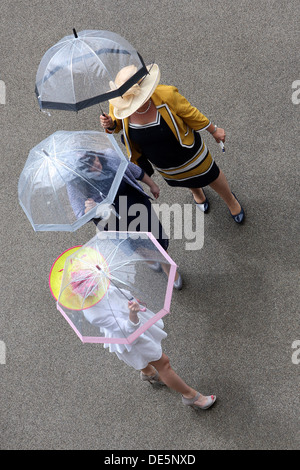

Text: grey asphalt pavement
xmin=0 ymin=0 xmax=299 ymax=451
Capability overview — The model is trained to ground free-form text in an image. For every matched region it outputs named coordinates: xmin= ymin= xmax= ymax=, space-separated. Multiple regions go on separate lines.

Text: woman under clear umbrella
xmin=67 ymin=149 xmax=182 ymax=289
xmin=70 ymin=275 xmax=216 ymax=411
xmin=100 ymin=64 xmax=245 ymax=223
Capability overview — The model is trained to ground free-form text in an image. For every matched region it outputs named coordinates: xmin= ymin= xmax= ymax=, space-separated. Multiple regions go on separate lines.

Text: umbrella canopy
xmin=49 ymin=231 xmax=177 ymax=344
xmin=35 ymin=29 xmax=148 ymax=112
xmin=18 ymin=130 xmax=128 ymax=231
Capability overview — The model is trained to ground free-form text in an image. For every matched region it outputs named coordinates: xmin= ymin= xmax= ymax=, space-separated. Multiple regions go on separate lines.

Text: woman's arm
xmin=169 ymin=87 xmax=225 ymax=142
xmin=165 ymin=86 xmax=210 ymax=131
xmin=126 ymin=161 xmax=160 ymax=199
xmin=128 ymin=301 xmax=141 ymax=324
xmin=66 ymin=182 xmax=86 ymax=218
xmin=140 ymin=173 xmax=160 ymax=199
xmin=99 ymin=108 xmax=122 ymax=134
xmin=85 ymin=301 xmax=141 ymax=333
xmin=206 ymin=123 xmax=226 ymax=143
xmin=99 ymin=112 xmax=115 ymax=132
xmin=84 ymin=198 xmax=96 ymax=214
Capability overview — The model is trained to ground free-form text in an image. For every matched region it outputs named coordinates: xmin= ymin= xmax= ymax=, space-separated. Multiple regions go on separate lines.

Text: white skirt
xmin=103 ymin=310 xmax=167 ymax=370
xmin=84 ymin=287 xmax=167 ymax=370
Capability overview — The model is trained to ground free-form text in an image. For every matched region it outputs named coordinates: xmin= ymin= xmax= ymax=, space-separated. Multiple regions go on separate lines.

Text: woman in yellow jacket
xmin=100 ymin=64 xmax=244 ymax=223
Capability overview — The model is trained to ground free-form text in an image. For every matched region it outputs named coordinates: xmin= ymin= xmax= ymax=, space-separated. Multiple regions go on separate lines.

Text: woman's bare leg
xmin=190 ymin=187 xmax=206 ymax=204
xmin=209 ymin=170 xmax=241 ymax=215
xmin=160 ymin=262 xmax=179 ymax=281
xmin=141 ymin=353 xmax=213 ymax=406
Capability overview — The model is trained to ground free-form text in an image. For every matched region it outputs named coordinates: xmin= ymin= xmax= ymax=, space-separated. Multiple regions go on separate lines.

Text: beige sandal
xmin=182 ymin=392 xmax=216 ymax=410
xmin=140 ymin=371 xmax=165 ymax=385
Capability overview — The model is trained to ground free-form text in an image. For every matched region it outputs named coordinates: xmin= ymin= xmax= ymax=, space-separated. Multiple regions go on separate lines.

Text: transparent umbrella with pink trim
xmin=49 ymin=231 xmax=177 ymax=344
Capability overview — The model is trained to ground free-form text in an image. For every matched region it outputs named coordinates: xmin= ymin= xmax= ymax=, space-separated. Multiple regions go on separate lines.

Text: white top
xmin=84 ymin=286 xmax=167 ymax=370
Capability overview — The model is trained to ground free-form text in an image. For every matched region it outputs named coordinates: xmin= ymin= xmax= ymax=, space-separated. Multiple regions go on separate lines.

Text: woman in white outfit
xmin=83 ymin=284 xmax=216 ymax=410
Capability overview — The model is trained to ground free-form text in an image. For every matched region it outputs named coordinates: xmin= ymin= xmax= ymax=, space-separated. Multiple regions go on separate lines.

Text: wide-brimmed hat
xmin=108 ymin=63 xmax=160 ymax=119
xmin=49 ymin=245 xmax=110 ymax=310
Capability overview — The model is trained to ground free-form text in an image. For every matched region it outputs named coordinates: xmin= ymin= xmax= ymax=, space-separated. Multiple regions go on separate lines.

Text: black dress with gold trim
xmin=128 ymin=112 xmax=220 ymax=188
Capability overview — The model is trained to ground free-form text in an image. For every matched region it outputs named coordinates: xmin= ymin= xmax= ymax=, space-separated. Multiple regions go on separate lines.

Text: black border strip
xmin=36 ymin=53 xmax=149 ymax=111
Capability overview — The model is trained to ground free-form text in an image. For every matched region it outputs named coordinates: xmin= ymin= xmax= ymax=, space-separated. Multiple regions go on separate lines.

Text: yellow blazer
xmin=107 ymin=84 xmax=211 ymax=164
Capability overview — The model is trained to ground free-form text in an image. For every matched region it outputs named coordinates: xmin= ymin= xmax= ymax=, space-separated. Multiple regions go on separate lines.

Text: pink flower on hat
xmin=70 ymin=270 xmax=98 ymax=297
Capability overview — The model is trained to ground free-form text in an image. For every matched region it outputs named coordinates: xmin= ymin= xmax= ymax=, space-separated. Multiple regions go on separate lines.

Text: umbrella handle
xmin=135 ymin=297 xmax=147 ymax=312
xmin=95 ymin=265 xmax=147 ymax=312
xmin=99 ymin=104 xmax=105 ymax=116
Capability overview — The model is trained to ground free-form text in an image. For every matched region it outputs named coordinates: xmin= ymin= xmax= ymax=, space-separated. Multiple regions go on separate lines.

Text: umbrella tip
xmin=73 ymin=28 xmax=78 ymax=38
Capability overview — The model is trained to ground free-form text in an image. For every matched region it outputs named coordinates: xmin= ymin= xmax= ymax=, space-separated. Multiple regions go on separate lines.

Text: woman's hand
xmin=141 ymin=173 xmax=160 ymax=199
xmin=149 ymin=181 xmax=160 ymax=199
xmin=84 ymin=198 xmax=96 ymax=213
xmin=128 ymin=301 xmax=140 ymax=324
xmin=100 ymin=113 xmax=114 ymax=130
xmin=212 ymin=127 xmax=226 ymax=144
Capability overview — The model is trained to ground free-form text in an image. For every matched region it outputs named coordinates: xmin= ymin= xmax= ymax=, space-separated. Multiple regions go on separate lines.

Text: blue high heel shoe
xmin=194 ymin=190 xmax=209 ymax=213
xmin=230 ymin=193 xmax=245 ymax=224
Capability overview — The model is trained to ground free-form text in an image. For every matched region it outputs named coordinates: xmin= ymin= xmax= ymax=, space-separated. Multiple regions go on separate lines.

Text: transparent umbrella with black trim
xmin=35 ymin=29 xmax=148 ymax=113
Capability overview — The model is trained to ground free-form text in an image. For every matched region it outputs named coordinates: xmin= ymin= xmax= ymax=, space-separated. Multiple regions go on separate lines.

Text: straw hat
xmin=109 ymin=63 xmax=160 ymax=119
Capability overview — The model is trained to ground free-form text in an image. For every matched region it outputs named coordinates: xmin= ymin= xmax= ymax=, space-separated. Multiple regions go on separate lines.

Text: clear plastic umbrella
xmin=18 ymin=130 xmax=128 ymax=231
xmin=49 ymin=231 xmax=177 ymax=344
xmin=35 ymin=29 xmax=148 ymax=112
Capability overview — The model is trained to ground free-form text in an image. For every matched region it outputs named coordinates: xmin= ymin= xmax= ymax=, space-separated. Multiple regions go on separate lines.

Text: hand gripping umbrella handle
xmin=114 ymin=289 xmax=147 ymax=313
xmin=100 ymin=105 xmax=105 ymax=117
xmin=95 ymin=265 xmax=146 ymax=311
xmin=128 ymin=298 xmax=147 ymax=312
